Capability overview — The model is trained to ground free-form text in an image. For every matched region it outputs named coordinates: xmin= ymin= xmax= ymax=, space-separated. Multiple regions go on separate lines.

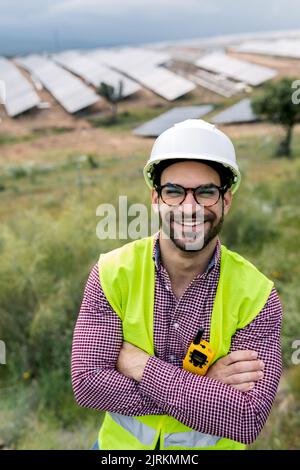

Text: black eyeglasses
xmin=155 ymin=183 xmax=227 ymax=207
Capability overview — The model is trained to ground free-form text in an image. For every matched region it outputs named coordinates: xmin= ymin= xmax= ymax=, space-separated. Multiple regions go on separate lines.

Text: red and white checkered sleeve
xmin=139 ymin=287 xmax=282 ymax=444
xmin=71 ymin=263 xmax=164 ymax=415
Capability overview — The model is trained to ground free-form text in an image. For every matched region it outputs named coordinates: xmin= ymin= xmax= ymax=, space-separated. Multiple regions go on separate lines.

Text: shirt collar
xmin=152 ymin=231 xmax=221 ymax=277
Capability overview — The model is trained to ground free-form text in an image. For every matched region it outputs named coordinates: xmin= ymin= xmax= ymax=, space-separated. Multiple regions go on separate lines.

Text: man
xmin=71 ymin=120 xmax=282 ymax=450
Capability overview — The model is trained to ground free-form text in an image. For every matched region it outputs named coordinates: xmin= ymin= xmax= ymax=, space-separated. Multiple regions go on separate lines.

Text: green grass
xmin=0 ymin=132 xmax=35 ymax=146
xmin=249 ymin=366 xmax=300 ymax=450
xmin=88 ymin=106 xmax=171 ymax=132
xmin=0 ymin=380 xmax=102 ymax=450
xmin=0 ymin=127 xmax=74 ymax=147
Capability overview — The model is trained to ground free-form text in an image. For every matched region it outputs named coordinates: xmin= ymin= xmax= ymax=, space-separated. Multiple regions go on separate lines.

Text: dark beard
xmin=160 ymin=203 xmax=224 ymax=252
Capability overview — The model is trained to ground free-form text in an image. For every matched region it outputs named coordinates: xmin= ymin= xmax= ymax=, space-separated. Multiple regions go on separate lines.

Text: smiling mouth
xmin=173 ymin=219 xmax=210 ymax=227
xmin=181 ymin=221 xmax=207 ymax=226
xmin=172 ymin=220 xmax=209 ymax=235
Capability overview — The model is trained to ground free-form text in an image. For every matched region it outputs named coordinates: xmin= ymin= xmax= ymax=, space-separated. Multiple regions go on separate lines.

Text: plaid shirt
xmin=71 ymin=234 xmax=282 ymax=445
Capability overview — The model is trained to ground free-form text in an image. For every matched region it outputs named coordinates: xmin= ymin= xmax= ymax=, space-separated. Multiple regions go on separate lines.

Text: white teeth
xmin=177 ymin=222 xmax=202 ymax=227
xmin=173 ymin=219 xmax=206 ymax=227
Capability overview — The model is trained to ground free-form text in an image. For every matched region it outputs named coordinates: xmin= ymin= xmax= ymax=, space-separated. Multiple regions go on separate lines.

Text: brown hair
xmin=150 ymin=158 xmax=235 ymax=189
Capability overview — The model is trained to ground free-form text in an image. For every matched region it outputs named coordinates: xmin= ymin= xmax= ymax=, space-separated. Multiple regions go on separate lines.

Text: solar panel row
xmin=0 ymin=57 xmax=40 ymax=117
xmin=195 ymin=52 xmax=277 ymax=86
xmin=232 ymin=39 xmax=300 ymax=59
xmin=133 ymin=105 xmax=213 ymax=137
xmin=89 ymin=48 xmax=196 ymax=101
xmin=2 ymin=42 xmax=282 ymax=118
xmin=183 ymin=69 xmax=245 ymax=98
xmin=89 ymin=47 xmax=171 ymax=71
xmin=134 ymin=99 xmax=258 ymax=136
xmin=211 ymin=98 xmax=257 ymax=124
xmin=52 ymin=51 xmax=141 ymax=98
xmin=16 ymin=54 xmax=100 ymax=113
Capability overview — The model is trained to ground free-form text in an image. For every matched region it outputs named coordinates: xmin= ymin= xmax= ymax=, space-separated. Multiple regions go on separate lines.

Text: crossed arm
xmin=71 ymin=264 xmax=282 ymax=445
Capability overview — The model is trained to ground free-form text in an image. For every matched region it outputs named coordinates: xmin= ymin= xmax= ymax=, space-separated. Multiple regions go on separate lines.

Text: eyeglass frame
xmin=154 ymin=182 xmax=228 ymax=207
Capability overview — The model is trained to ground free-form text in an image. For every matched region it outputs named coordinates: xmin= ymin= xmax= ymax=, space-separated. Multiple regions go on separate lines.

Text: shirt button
xmin=169 ymin=355 xmax=176 ymax=362
xmin=173 ymin=323 xmax=179 ymax=329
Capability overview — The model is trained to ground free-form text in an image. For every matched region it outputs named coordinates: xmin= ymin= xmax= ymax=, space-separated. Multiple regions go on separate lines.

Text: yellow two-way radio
xmin=183 ymin=328 xmax=215 ymax=376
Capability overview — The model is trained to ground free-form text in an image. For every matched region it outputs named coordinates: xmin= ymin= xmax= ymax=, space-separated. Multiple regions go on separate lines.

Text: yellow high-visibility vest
xmin=98 ymin=235 xmax=273 ymax=450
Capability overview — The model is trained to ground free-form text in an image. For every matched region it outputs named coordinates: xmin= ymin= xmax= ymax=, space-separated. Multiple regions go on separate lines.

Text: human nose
xmin=183 ymin=189 xmax=197 ymax=207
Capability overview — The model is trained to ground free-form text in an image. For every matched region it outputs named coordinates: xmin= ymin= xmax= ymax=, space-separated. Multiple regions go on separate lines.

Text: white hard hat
xmin=143 ymin=119 xmax=241 ymax=193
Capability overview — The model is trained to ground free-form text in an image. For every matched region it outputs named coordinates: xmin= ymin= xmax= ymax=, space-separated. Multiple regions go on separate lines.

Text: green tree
xmin=251 ymin=77 xmax=300 ymax=157
xmin=97 ymin=80 xmax=124 ymax=124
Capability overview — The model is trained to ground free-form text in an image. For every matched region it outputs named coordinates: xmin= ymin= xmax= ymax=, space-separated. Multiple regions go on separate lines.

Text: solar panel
xmin=88 ymin=48 xmax=196 ymax=101
xmin=133 ymin=105 xmax=213 ymax=137
xmin=16 ymin=54 xmax=100 ymax=113
xmin=183 ymin=69 xmax=244 ymax=97
xmin=211 ymin=98 xmax=257 ymax=124
xmin=0 ymin=57 xmax=40 ymax=117
xmin=138 ymin=67 xmax=195 ymax=100
xmin=195 ymin=52 xmax=277 ymax=86
xmin=232 ymin=39 xmax=300 ymax=59
xmin=52 ymin=51 xmax=141 ymax=98
xmin=91 ymin=47 xmax=171 ymax=70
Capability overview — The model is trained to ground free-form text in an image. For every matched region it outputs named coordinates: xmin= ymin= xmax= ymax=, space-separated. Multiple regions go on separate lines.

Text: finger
xmin=232 ymin=382 xmax=256 ymax=392
xmin=222 ymin=350 xmax=258 ymax=366
xmin=227 ymin=359 xmax=264 ymax=375
xmin=227 ymin=370 xmax=264 ymax=385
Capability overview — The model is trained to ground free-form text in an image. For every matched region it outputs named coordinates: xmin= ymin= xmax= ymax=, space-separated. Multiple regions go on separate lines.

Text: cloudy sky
xmin=0 ymin=0 xmax=299 ymax=55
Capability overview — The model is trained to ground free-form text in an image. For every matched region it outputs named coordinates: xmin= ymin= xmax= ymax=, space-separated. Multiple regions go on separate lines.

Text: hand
xmin=206 ymin=350 xmax=264 ymax=392
xmin=116 ymin=341 xmax=150 ymax=382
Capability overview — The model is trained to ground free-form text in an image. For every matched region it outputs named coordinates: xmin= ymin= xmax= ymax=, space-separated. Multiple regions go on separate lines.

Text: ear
xmin=151 ymin=187 xmax=159 ymax=205
xmin=223 ymin=188 xmax=233 ymax=216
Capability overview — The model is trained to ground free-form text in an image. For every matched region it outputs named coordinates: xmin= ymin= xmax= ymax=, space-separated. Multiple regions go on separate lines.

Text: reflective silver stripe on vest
xmin=109 ymin=412 xmax=221 ymax=448
xmin=109 ymin=413 xmax=157 ymax=446
xmin=164 ymin=431 xmax=221 ymax=448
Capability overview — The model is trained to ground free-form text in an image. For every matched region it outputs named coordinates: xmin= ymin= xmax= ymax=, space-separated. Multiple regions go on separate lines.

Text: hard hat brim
xmin=143 ymin=153 xmax=241 ymax=194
